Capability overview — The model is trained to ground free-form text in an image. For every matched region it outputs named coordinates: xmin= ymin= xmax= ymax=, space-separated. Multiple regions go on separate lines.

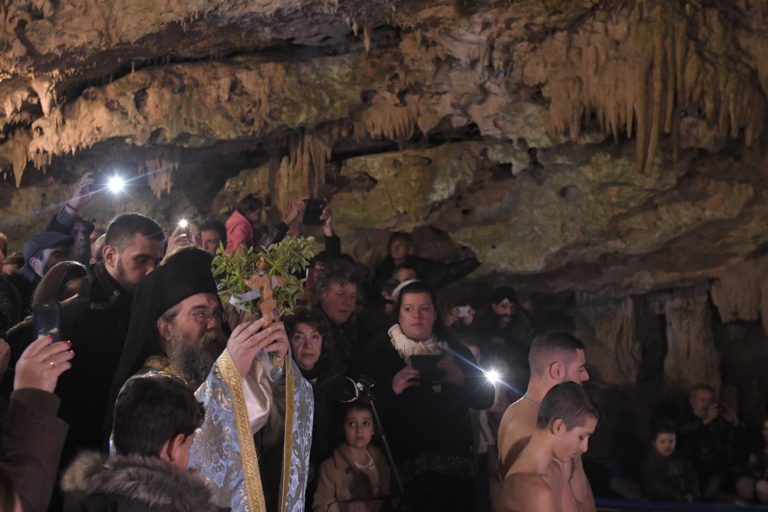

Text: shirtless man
xmin=496 ymin=382 xmax=599 ymax=512
xmin=495 ymin=331 xmax=594 ymax=512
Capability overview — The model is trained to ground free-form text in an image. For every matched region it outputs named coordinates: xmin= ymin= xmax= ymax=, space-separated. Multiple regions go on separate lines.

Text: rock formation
xmin=1 ymin=0 xmax=768 ymax=456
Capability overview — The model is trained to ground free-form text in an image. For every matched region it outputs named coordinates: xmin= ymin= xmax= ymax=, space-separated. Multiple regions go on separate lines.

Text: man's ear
xmin=158 ymin=433 xmax=188 ymax=467
xmin=29 ymin=256 xmax=44 ymax=277
xmin=156 ymin=317 xmax=171 ymax=349
xmin=103 ymin=245 xmax=117 ymax=269
xmin=548 ymin=361 xmax=564 ymax=382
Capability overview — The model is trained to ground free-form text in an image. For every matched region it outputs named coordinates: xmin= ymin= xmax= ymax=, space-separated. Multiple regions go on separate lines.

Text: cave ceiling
xmin=0 ymin=0 xmax=767 ymax=304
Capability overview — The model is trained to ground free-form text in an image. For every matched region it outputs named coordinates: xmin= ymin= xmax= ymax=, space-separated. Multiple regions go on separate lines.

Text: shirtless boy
xmin=495 ymin=382 xmax=598 ymax=512
xmin=495 ymin=331 xmax=594 ymax=512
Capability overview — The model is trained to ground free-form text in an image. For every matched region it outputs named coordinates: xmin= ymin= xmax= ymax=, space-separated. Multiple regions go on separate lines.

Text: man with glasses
xmin=110 ymin=247 xmax=313 ymax=512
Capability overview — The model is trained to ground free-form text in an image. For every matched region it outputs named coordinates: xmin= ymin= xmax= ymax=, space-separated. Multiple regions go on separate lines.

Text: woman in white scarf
xmin=356 ymin=280 xmax=494 ymax=512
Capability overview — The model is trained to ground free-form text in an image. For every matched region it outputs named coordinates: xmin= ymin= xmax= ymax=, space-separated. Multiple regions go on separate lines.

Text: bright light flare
xmin=178 ymin=219 xmax=189 ymax=229
xmin=484 ymin=369 xmax=501 ymax=385
xmin=107 ymin=175 xmax=126 ymax=194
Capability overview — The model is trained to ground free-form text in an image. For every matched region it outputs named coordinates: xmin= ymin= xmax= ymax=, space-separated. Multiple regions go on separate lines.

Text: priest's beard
xmin=167 ymin=328 xmax=228 ymax=388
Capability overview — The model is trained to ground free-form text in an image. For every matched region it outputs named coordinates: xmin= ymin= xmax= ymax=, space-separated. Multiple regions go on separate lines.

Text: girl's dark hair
xmin=340 ymin=401 xmax=375 ymax=434
xmin=113 ymin=376 xmax=205 ymax=457
xmin=284 ymin=307 xmax=334 ymax=353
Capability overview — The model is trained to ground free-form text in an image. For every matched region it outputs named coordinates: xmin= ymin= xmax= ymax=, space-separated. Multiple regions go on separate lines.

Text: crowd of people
xmin=0 ymin=175 xmax=765 ymax=512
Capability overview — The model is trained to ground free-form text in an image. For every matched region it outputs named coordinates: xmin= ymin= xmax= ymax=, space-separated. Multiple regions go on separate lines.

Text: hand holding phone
xmin=410 ymin=354 xmax=445 ymax=384
xmin=302 ymin=198 xmax=327 ymax=225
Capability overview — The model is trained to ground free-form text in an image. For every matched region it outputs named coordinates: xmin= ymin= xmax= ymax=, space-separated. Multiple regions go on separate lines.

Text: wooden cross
xmin=245 ymin=260 xmax=286 ymax=368
xmin=245 ymin=272 xmax=285 ymax=326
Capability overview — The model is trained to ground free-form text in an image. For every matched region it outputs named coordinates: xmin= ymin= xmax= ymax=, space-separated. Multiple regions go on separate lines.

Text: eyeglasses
xmin=185 ymin=309 xmax=223 ymax=323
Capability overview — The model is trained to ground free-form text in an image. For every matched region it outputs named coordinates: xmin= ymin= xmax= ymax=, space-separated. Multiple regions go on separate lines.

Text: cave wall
xmin=1 ymin=0 xmax=768 ymax=450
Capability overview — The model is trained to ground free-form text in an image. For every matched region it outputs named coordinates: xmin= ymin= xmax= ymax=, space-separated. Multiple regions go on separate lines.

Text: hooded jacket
xmin=61 ymin=451 xmax=227 ymax=512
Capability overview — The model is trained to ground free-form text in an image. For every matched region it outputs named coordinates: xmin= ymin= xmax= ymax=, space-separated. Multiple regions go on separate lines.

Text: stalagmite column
xmin=574 ymin=294 xmax=641 ymax=386
xmin=663 ymin=285 xmax=720 ymax=394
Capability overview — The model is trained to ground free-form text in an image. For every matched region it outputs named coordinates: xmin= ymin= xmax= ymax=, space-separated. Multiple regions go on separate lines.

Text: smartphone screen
xmin=33 ymin=301 xmax=60 ymax=343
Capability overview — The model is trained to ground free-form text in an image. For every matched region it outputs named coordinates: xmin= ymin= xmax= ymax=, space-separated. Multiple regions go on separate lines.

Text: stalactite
xmin=144 ymin=148 xmax=179 ymax=198
xmin=354 ymin=91 xmax=417 ymax=140
xmin=273 ymin=124 xmax=342 ymax=214
xmin=514 ymin=0 xmax=768 ymax=173
xmin=711 ymin=255 xmax=768 ymax=335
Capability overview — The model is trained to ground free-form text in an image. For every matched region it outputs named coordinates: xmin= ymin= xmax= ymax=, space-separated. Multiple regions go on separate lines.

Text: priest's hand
xmin=262 ymin=321 xmax=289 ymax=360
xmin=227 ymin=319 xmax=289 ymax=377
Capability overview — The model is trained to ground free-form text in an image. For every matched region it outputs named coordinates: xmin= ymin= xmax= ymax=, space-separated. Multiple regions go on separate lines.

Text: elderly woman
xmin=285 ymin=308 xmax=344 ymax=475
xmin=357 ymin=280 xmax=494 ymax=512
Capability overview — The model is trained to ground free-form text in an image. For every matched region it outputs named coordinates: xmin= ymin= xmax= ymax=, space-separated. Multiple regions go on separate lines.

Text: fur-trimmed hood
xmin=61 ymin=451 xmax=225 ymax=512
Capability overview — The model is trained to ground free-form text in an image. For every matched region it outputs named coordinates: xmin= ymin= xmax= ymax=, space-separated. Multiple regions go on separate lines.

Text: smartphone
xmin=302 ymin=198 xmax=326 ymax=225
xmin=177 ymin=219 xmax=190 ymax=236
xmin=457 ymin=305 xmax=473 ymax=318
xmin=410 ymin=354 xmax=444 ymax=384
xmin=34 ymin=302 xmax=60 ymax=343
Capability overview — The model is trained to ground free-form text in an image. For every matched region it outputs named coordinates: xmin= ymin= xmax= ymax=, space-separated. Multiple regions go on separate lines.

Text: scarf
xmin=387 ymin=324 xmax=445 ymax=365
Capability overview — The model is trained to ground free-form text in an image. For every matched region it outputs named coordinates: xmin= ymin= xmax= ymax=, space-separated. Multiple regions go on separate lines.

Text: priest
xmin=109 ymin=247 xmax=313 ymax=512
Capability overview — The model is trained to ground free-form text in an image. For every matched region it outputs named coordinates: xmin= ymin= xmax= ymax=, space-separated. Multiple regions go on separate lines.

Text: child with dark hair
xmin=497 ymin=382 xmax=598 ymax=512
xmin=313 ymin=402 xmax=391 ymax=512
xmin=641 ymin=419 xmax=699 ymax=503
xmin=61 ymin=376 xmax=222 ymax=512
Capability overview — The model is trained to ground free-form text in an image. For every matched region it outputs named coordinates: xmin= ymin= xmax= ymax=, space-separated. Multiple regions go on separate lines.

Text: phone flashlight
xmin=107 ymin=175 xmax=126 ymax=194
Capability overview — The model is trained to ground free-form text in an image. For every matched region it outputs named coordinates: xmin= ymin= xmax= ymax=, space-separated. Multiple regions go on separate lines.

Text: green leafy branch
xmin=212 ymin=237 xmax=316 ymax=316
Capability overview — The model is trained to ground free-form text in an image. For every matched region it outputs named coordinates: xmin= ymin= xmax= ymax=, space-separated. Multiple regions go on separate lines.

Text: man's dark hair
xmin=528 ymin=331 xmax=585 ymax=376
xmin=200 ymin=219 xmax=226 ymax=244
xmin=309 ymin=258 xmax=362 ymax=305
xmin=235 ymin=194 xmax=263 ymax=216
xmin=104 ymin=213 xmax=164 ymax=249
xmin=537 ymin=381 xmax=598 ymax=430
xmin=649 ymin=418 xmax=677 ymax=441
xmin=113 ymin=376 xmax=205 ymax=457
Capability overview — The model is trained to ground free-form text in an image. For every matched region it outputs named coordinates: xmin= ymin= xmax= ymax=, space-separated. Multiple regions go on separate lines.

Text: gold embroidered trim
xmin=143 ymin=355 xmax=188 ymax=385
xmin=280 ymin=357 xmax=296 ymax=509
xmin=220 ymin=350 xmax=266 ymax=512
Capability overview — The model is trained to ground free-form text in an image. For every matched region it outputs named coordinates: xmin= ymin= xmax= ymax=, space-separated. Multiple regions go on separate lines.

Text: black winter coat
xmin=56 ymin=262 xmax=133 ymax=464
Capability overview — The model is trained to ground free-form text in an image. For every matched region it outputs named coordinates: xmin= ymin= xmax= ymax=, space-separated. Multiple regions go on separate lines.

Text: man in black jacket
xmin=56 ymin=213 xmax=164 ymax=465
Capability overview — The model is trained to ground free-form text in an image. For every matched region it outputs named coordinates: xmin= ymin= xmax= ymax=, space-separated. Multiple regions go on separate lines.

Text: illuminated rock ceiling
xmin=1 ymin=0 xmax=767 ymax=320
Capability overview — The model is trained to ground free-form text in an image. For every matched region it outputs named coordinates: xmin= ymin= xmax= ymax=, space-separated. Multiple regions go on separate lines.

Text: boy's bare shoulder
xmin=496 ymin=473 xmax=559 ymax=512
xmin=498 ymin=400 xmax=539 ymax=474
